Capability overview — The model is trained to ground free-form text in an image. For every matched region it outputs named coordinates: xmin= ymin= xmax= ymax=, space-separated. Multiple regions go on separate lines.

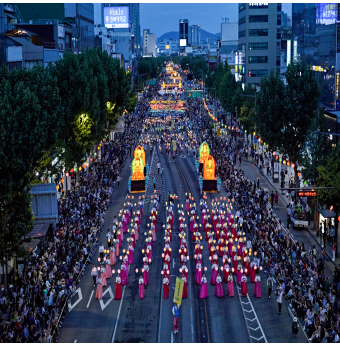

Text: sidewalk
xmin=243 ymin=157 xmax=340 ymax=269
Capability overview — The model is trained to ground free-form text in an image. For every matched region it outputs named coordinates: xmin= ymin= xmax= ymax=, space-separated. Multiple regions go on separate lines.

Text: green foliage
xmin=299 ymin=107 xmax=332 ymax=184
xmin=0 ymin=64 xmax=60 ymax=263
xmin=256 ymin=61 xmax=320 ymax=178
xmin=219 ymin=69 xmax=242 ymax=116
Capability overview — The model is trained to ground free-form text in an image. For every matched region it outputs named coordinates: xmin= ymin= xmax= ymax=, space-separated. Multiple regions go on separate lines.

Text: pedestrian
xmin=153 ymin=175 xmax=156 ymax=190
xmin=99 ymin=242 xmax=104 ymax=261
xmin=267 ymin=273 xmax=273 ymax=299
xmin=292 ymin=317 xmax=298 ymax=337
xmin=117 ymin=175 xmax=121 ymax=187
xmin=270 ymin=191 xmax=274 ymax=209
xmin=276 ymin=286 xmax=284 ymax=315
xmin=257 ymin=175 xmax=260 ymax=189
xmin=157 ymin=161 xmax=161 ymax=174
xmin=172 ymin=303 xmax=180 ymax=334
xmin=91 ymin=264 xmax=98 ymax=287
xmin=332 ymin=242 xmax=336 ymax=262
xmin=139 ymin=274 xmax=145 ymax=299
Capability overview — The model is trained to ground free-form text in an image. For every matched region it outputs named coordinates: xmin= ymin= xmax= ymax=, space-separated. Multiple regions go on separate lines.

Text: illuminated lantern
xmin=134 ymin=145 xmax=146 ymax=166
xmin=90 ymin=158 xmax=93 ymax=162
xmin=61 ymin=178 xmax=64 ymax=183
xmin=131 ymin=156 xmax=145 ymax=181
xmin=199 ymin=142 xmax=210 ymax=163
xmin=203 ymin=155 xmax=216 ymax=180
xmin=297 ymin=172 xmax=301 ymax=177
xmin=70 ymin=168 xmax=74 ymax=173
xmin=56 ymin=185 xmax=60 ymax=190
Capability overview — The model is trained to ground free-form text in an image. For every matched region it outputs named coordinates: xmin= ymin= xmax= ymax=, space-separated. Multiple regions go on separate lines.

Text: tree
xmin=138 ymin=59 xmax=152 ymax=79
xmin=255 ymin=68 xmax=286 ymax=149
xmin=317 ymin=146 xmax=340 ymax=255
xmin=180 ymin=56 xmax=193 ymax=72
xmin=299 ymin=107 xmax=332 ymax=184
xmin=0 ymin=64 xmax=60 ymax=265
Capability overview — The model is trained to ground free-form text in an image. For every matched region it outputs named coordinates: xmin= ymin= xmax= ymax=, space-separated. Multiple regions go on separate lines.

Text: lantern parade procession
xmin=49 ymin=59 xmax=309 ymax=344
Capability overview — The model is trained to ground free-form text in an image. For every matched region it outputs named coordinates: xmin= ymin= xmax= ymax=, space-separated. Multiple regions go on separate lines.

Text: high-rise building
xmin=101 ymin=3 xmax=140 ymax=54
xmin=238 ymin=3 xmax=282 ymax=86
xmin=143 ymin=29 xmax=156 ymax=57
xmin=0 ymin=4 xmax=5 ymax=65
xmin=157 ymin=39 xmax=179 ymax=55
xmin=191 ymin=25 xmax=201 ymax=46
xmin=188 ymin=25 xmax=192 ymax=45
xmin=14 ymin=3 xmax=95 ymax=54
xmin=292 ymin=3 xmax=338 ymax=109
xmin=179 ymin=19 xmax=188 ymax=49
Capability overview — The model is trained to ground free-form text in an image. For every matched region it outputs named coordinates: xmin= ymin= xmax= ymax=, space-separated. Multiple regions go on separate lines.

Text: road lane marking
xmin=171 ymin=331 xmax=174 ymax=343
xmin=68 ymin=288 xmax=83 ymax=312
xmin=86 ymin=290 xmax=94 ymax=308
xmin=99 ymin=287 xmax=114 ymax=311
xmin=74 ymin=340 xmax=77 ymax=343
xmin=111 ymin=285 xmax=126 ymax=343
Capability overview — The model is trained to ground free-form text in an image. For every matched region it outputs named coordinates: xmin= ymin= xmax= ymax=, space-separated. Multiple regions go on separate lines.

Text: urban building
xmin=190 ymin=25 xmax=201 ymax=47
xmin=157 ymin=38 xmax=179 ymax=55
xmin=142 ymin=29 xmax=156 ymax=57
xmin=179 ymin=19 xmax=188 ymax=50
xmin=0 ymin=4 xmax=8 ymax=65
xmin=219 ymin=21 xmax=239 ymax=80
xmin=292 ymin=3 xmax=338 ymax=109
xmin=101 ymin=3 xmax=140 ymax=54
xmin=188 ymin=25 xmax=192 ymax=45
xmin=279 ymin=25 xmax=292 ymax=81
xmin=238 ymin=3 xmax=282 ymax=86
xmin=94 ymin=24 xmax=110 ymax=53
xmin=14 ymin=3 xmax=95 ymax=54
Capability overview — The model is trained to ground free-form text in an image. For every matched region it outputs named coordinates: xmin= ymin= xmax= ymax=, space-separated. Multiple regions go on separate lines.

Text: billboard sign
xmin=103 ymin=6 xmax=129 ymax=29
xmin=180 ymin=39 xmax=187 ymax=47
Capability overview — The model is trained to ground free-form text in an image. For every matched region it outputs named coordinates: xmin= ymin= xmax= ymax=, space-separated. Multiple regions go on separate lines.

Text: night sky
xmin=94 ymin=3 xmax=292 ymax=38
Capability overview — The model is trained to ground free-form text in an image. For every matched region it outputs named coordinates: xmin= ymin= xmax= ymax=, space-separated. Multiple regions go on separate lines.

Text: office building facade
xmin=191 ymin=25 xmax=201 ymax=46
xmin=238 ymin=3 xmax=282 ymax=85
xmin=158 ymin=39 xmax=179 ymax=55
xmin=143 ymin=29 xmax=156 ymax=57
xmin=292 ymin=3 xmax=338 ymax=109
xmin=179 ymin=19 xmax=188 ymax=49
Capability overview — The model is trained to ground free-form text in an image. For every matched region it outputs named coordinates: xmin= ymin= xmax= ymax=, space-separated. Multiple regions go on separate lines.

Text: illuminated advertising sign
xmin=336 ymin=72 xmax=339 ymax=99
xmin=293 ymin=40 xmax=297 ymax=61
xmin=297 ymin=191 xmax=317 ymax=198
xmin=166 ymin=45 xmax=170 ymax=49
xmin=180 ymin=39 xmax=187 ymax=47
xmin=103 ymin=6 xmax=129 ymax=29
xmin=316 ymin=3 xmax=336 ymax=25
xmin=287 ymin=40 xmax=291 ymax=66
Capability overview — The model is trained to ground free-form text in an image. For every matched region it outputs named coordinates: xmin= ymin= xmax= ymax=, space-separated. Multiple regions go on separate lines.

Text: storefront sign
xmin=298 ymin=191 xmax=317 ymax=198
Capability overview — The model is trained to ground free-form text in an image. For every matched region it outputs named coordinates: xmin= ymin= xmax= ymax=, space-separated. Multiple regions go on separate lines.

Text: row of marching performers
xmin=92 ymin=196 xmax=160 ymax=300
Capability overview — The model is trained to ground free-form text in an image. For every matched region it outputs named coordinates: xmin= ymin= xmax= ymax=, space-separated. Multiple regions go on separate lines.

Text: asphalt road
xmin=59 ymin=126 xmax=311 ymax=343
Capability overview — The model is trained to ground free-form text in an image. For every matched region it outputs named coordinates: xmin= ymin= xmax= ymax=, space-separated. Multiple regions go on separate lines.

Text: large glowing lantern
xmin=203 ymin=155 xmax=216 ymax=180
xmin=199 ymin=142 xmax=210 ymax=163
xmin=134 ymin=145 xmax=146 ymax=166
xmin=131 ymin=155 xmax=145 ymax=181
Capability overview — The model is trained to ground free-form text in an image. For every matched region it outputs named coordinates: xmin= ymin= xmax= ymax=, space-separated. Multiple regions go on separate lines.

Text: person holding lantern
xmin=254 ymin=273 xmax=262 ymax=298
xmin=215 ymin=272 xmax=224 ymax=297
xmin=139 ymin=274 xmax=145 ymax=299
xmin=200 ymin=273 xmax=209 ymax=298
xmin=143 ymin=260 xmax=149 ymax=286
xmin=196 ymin=260 xmax=202 ymax=285
xmin=115 ymin=273 xmax=122 ymax=300
xmin=128 ymin=242 xmax=134 ymax=265
xmin=241 ymin=273 xmax=247 ymax=297
xmin=96 ymin=274 xmax=103 ymax=300
xmin=210 ymin=261 xmax=218 ymax=285
xmin=250 ymin=259 xmax=256 ymax=283
xmin=237 ymin=261 xmax=243 ymax=285
xmin=146 ymin=239 xmax=153 ymax=263
xmin=121 ymin=261 xmax=128 ymax=286
xmin=182 ymin=272 xmax=188 ymax=298
xmin=227 ymin=271 xmax=235 ymax=297
xmin=163 ymin=274 xmax=170 ymax=299
xmin=106 ymin=257 xmax=112 ymax=279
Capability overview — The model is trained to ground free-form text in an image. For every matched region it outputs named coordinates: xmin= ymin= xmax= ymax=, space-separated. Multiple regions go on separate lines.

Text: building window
xmin=277 ymin=32 xmax=281 ymax=39
xmin=239 ymin=4 xmax=246 ymax=12
xmin=277 ymin=3 xmax=282 ymax=12
xmin=249 ymin=29 xmax=268 ymax=37
xmin=276 ymin=59 xmax=281 ymax=66
xmin=249 ymin=3 xmax=268 ymax=9
xmin=249 ymin=15 xmax=268 ymax=23
xmin=249 ymin=56 xmax=268 ymax=63
xmin=249 ymin=43 xmax=268 ymax=50
xmin=239 ymin=16 xmax=246 ymax=25
xmin=239 ymin=30 xmax=246 ymax=38
xmin=248 ymin=70 xmax=268 ymax=77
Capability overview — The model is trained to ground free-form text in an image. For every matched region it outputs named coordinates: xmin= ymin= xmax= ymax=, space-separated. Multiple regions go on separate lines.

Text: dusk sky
xmin=94 ymin=3 xmax=292 ymax=38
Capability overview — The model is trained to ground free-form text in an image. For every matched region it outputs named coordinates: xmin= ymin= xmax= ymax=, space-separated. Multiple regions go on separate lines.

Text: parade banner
xmin=172 ymin=140 xmax=177 ymax=151
xmin=171 ymin=120 xmax=174 ymax=128
xmin=217 ymin=128 xmax=220 ymax=137
xmin=173 ymin=277 xmax=184 ymax=305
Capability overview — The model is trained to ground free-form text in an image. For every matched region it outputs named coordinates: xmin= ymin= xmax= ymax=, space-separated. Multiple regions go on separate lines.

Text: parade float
xmin=130 ymin=146 xmax=146 ymax=192
xmin=202 ymin=155 xmax=217 ymax=192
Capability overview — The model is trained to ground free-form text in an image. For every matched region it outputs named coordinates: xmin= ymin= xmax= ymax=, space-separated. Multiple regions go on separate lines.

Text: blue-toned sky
xmin=94 ymin=3 xmax=292 ymax=38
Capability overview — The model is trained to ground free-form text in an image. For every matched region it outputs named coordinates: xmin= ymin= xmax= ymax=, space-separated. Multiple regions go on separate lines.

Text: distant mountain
xmin=158 ymin=29 xmax=221 ymax=42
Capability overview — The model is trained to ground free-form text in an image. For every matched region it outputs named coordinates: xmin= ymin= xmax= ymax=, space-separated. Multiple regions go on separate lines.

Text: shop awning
xmin=318 ymin=208 xmax=336 ymax=218
xmin=23 ymin=238 xmax=41 ymax=252
xmin=28 ymin=223 xmax=50 ymax=238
